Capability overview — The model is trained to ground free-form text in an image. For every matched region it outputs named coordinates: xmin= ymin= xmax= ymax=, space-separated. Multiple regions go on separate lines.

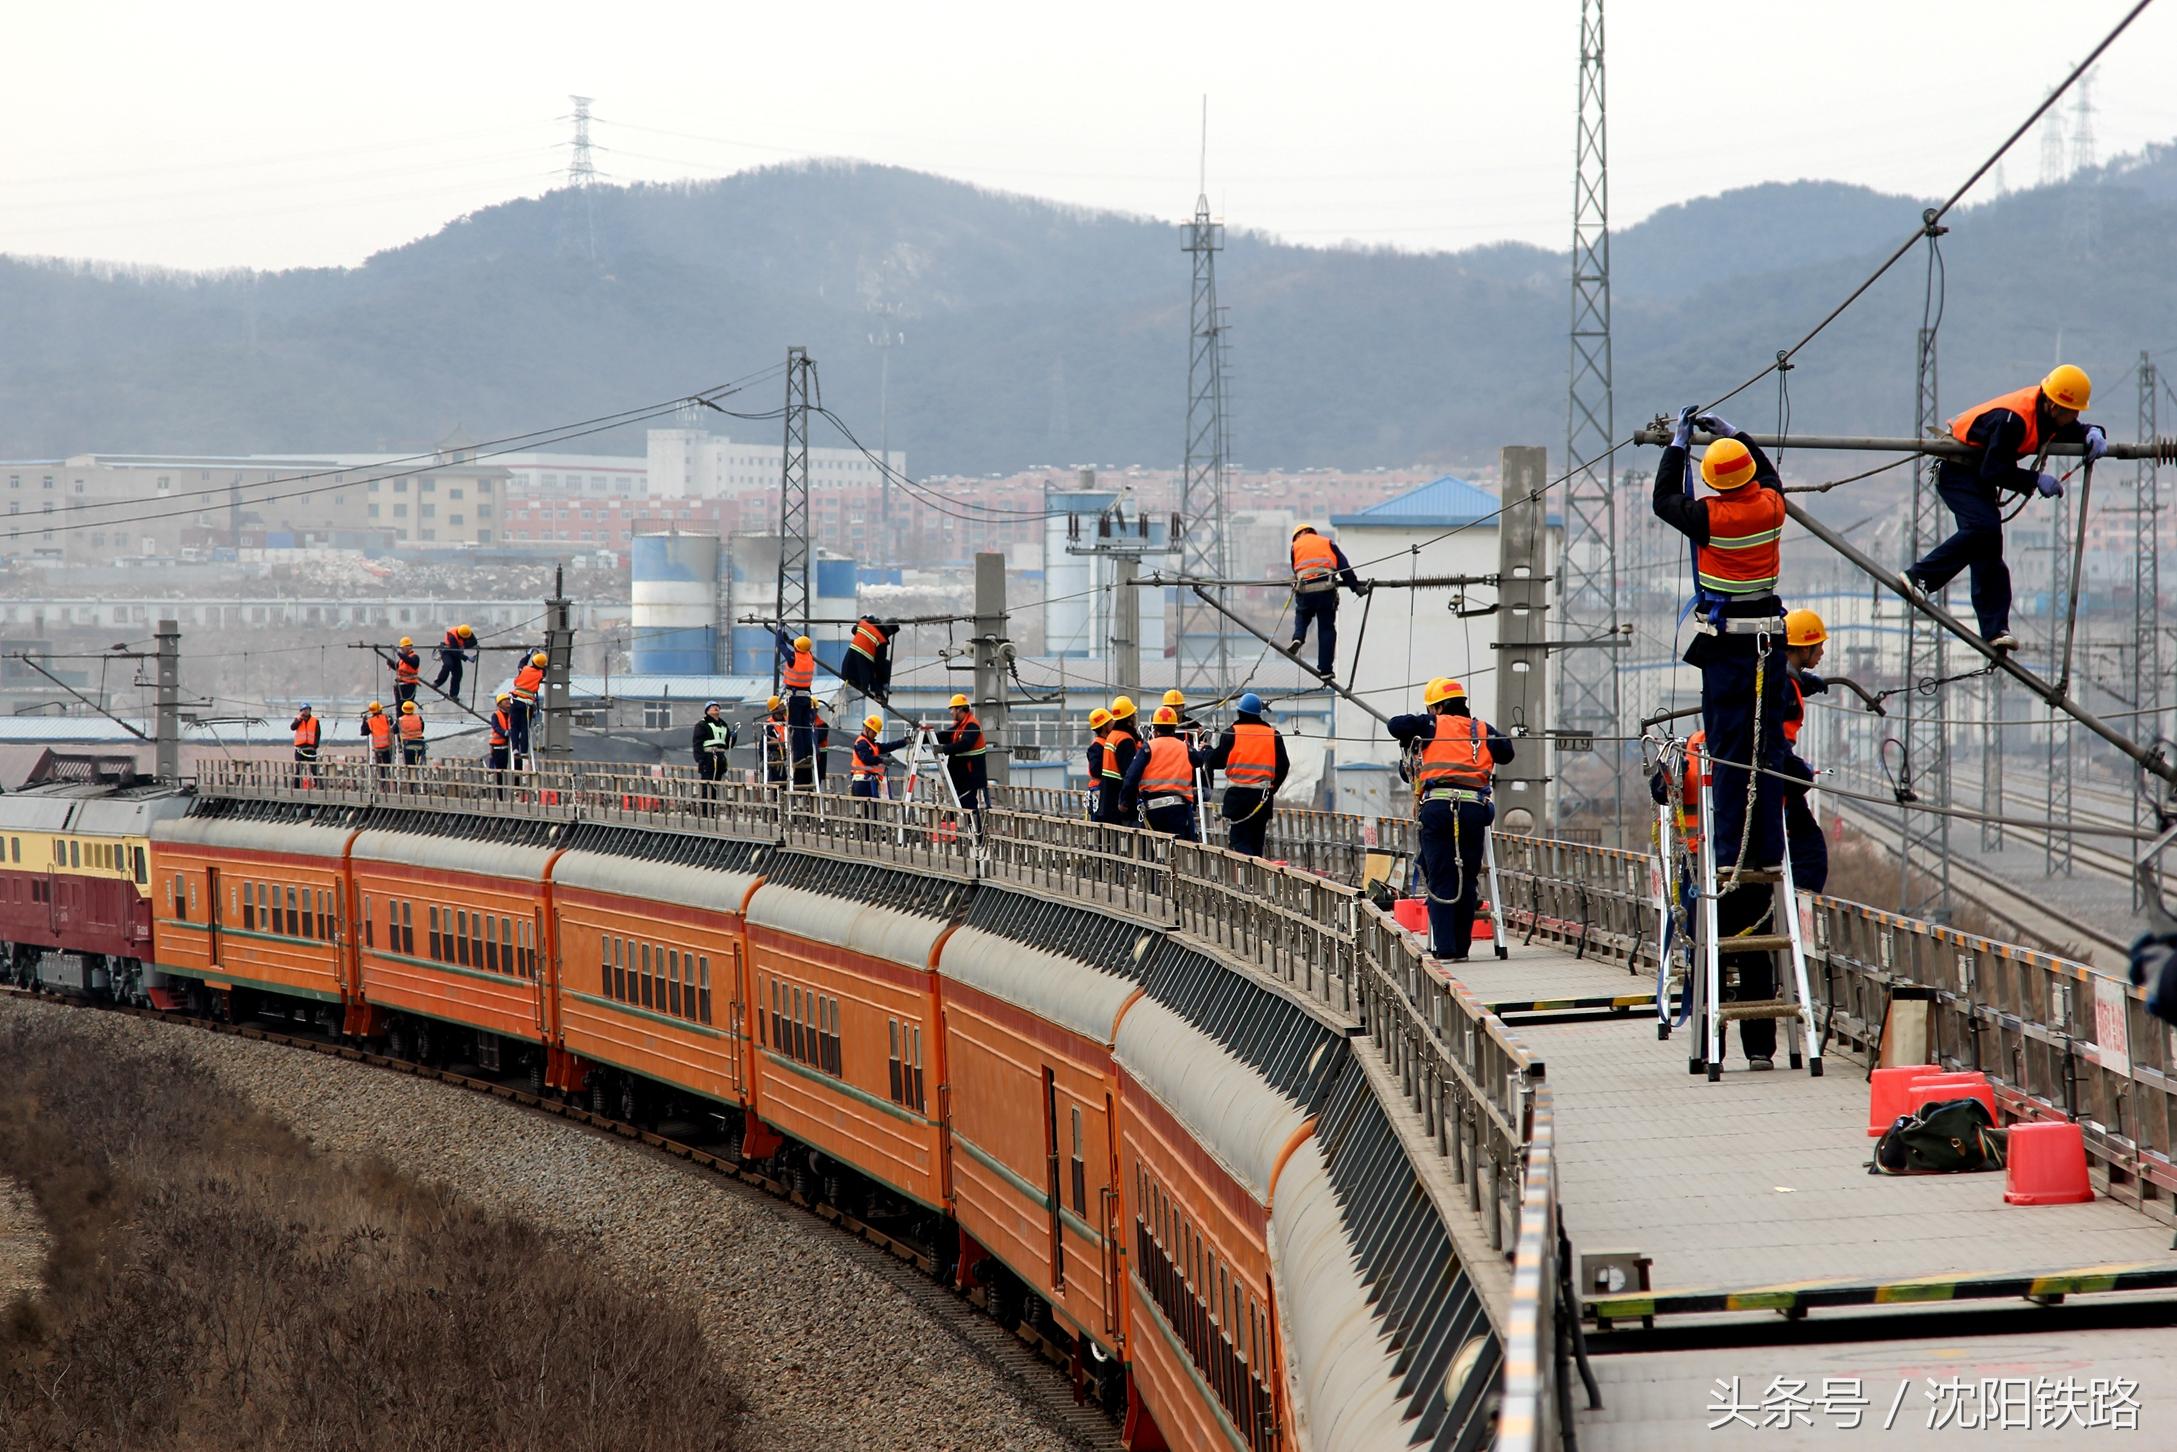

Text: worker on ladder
xmin=390 ymin=636 xmax=422 ymax=708
xmin=1905 ymin=364 xmax=2106 ymax=652
xmin=487 ymin=692 xmax=513 ymax=792
xmin=931 ymin=693 xmax=991 ymax=822
xmin=290 ymin=703 xmax=320 ymax=788
xmin=1205 ymin=692 xmax=1288 ymax=857
xmin=776 ymin=628 xmax=821 ymax=788
xmin=432 ymin=624 xmax=476 ymax=701
xmin=693 ymin=701 xmax=736 ymax=807
xmin=1287 ymin=525 xmax=1370 ymax=682
xmin=508 ymin=650 xmax=546 ymax=767
xmin=1387 ymin=678 xmax=1512 ymax=963
xmin=1084 ymin=708 xmax=1113 ymax=818
xmin=1779 ymin=608 xmax=1830 ymax=893
xmin=1097 ymin=695 xmax=1142 ymax=826
xmin=850 ymin=715 xmax=913 ymax=801
xmin=1120 ymin=705 xmax=1210 ymax=842
xmin=759 ymin=695 xmax=787 ymax=785
xmin=361 ymin=701 xmax=395 ymax=776
xmin=842 ymin=616 xmax=897 ymax=704
xmin=397 ymin=700 xmax=427 ymax=767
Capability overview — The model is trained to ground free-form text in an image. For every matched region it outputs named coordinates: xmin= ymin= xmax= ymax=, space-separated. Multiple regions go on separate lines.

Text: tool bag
xmin=1870 ymin=1097 xmax=2007 ymax=1175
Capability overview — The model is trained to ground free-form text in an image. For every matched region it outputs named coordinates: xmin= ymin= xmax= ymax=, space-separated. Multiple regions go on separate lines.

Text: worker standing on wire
xmin=1287 ymin=525 xmax=1370 ymax=682
xmin=390 ymin=636 xmax=421 ymax=708
xmin=1387 ymin=679 xmax=1512 ymax=962
xmin=487 ymin=692 xmax=513 ymax=791
xmin=850 ymin=715 xmax=912 ymax=800
xmin=841 ymin=616 xmax=897 ymax=703
xmin=1098 ymin=695 xmax=1142 ymax=826
xmin=397 ymin=700 xmax=427 ymax=767
xmin=290 ymin=704 xmax=320 ymax=788
xmin=361 ymin=701 xmax=394 ymax=776
xmin=431 ymin=624 xmax=476 ymax=701
xmin=1120 ymin=706 xmax=1210 ymax=842
xmin=930 ymin=693 xmax=990 ymax=824
xmin=508 ymin=650 xmax=546 ymax=767
xmin=1084 ymin=709 xmax=1113 ymax=818
xmin=1778 ymin=608 xmax=1831 ymax=894
xmin=692 ymin=700 xmax=736 ymax=806
xmin=1205 ymin=693 xmax=1289 ymax=857
xmin=1906 ymin=364 xmax=2104 ymax=652
xmin=775 ymin=627 xmax=821 ymax=788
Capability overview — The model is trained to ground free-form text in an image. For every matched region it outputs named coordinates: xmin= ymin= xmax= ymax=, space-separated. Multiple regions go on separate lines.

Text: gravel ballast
xmin=1 ymin=996 xmax=1085 ymax=1452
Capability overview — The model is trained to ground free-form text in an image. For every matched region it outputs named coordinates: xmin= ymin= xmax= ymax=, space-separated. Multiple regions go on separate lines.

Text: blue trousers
xmin=1785 ymin=790 xmax=1828 ymax=893
xmin=1144 ymin=801 xmax=1199 ymax=842
xmin=1417 ymin=798 xmax=1492 ymax=959
xmin=507 ymin=699 xmax=531 ymax=757
xmin=1912 ymin=467 xmax=2012 ymax=638
xmin=1222 ymin=788 xmax=1274 ymax=857
xmin=1693 ymin=634 xmax=1789 ymax=872
xmin=1290 ymin=591 xmax=1338 ymax=674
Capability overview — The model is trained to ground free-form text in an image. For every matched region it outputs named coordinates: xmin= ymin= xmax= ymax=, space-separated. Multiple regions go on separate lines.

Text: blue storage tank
xmin=630 ymin=533 xmax=721 ymax=675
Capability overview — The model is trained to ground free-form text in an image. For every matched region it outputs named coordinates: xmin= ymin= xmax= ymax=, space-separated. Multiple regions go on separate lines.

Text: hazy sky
xmin=6 ymin=1 xmax=2174 ymax=272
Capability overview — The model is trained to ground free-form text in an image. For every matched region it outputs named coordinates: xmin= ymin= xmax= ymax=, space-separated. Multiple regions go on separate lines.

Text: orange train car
xmin=153 ymin=814 xmax=354 ymax=1026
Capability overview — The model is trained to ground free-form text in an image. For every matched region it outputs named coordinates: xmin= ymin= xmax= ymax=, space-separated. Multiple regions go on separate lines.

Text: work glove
xmin=2036 ymin=471 xmax=2064 ymax=499
xmin=1693 ymin=412 xmax=1738 ymax=439
xmin=1670 ymin=404 xmax=1698 ymax=451
xmin=2083 ymin=424 xmax=2110 ymax=464
xmin=1353 ymin=580 xmax=1374 ymax=597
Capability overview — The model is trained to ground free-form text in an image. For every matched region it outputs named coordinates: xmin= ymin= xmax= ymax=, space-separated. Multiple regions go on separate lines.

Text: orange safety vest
xmin=366 ymin=714 xmax=393 ymax=750
xmin=490 ymin=709 xmax=511 ymax=749
xmin=398 ymin=712 xmax=424 ymax=743
xmin=1291 ymin=532 xmax=1341 ymax=585
xmin=784 ymin=646 xmax=815 ymax=690
xmin=1695 ymin=487 xmax=1785 ymax=599
xmin=947 ymin=712 xmax=986 ymax=757
xmin=1950 ymin=384 xmax=2044 ymax=458
xmin=853 ymin=733 xmax=885 ymax=776
xmin=1100 ymin=726 xmax=1136 ymax=780
xmin=292 ymin=715 xmax=320 ymax=749
xmin=1783 ymin=677 xmax=1805 ymax=745
xmin=443 ymin=628 xmax=463 ymax=651
xmin=1139 ymin=735 xmax=1197 ymax=801
xmin=394 ymin=650 xmax=420 ymax=684
xmin=512 ymin=663 xmax=545 ymax=703
xmin=1416 ymin=712 xmax=1494 ymax=792
xmin=849 ymin=619 xmax=886 ymax=662
xmin=1677 ymin=731 xmax=1709 ymax=854
xmin=1224 ymin=721 xmax=1277 ymax=788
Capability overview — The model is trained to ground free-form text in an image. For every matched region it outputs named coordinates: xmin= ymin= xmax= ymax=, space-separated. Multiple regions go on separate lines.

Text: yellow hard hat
xmin=1152 ymin=705 xmax=1179 ymax=725
xmin=794 ymin=634 xmax=813 ymax=652
xmin=863 ymin=714 xmax=883 ymax=732
xmin=1291 ymin=523 xmax=1315 ymax=539
xmin=949 ymin=693 xmax=971 ymax=709
xmin=399 ymin=636 xmax=413 ymax=648
xmin=531 ymin=652 xmax=548 ymax=667
xmin=368 ymin=700 xmax=383 ymax=713
xmin=1161 ymin=689 xmax=1186 ymax=708
xmin=1423 ymin=677 xmax=1467 ymax=706
xmin=495 ymin=691 xmax=510 ymax=703
xmin=2042 ymin=363 xmax=2092 ymax=412
xmin=766 ymin=695 xmax=782 ymax=711
xmin=1784 ymin=608 xmax=1828 ymax=647
xmin=400 ymin=700 xmax=417 ymax=714
xmin=1700 ymin=438 xmax=1757 ymax=491
xmin=457 ymin=624 xmax=474 ymax=638
xmin=1088 ymin=708 xmax=1112 ymax=729
xmin=1109 ymin=694 xmax=1137 ymax=719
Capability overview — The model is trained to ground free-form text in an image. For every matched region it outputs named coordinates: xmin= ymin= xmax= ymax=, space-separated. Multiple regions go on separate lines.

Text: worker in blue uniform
xmin=1387 ymin=678 xmax=1513 ymax=961
xmin=1119 ymin=706 xmax=1210 ymax=842
xmin=1204 ymin=693 xmax=1289 ymax=858
xmin=1906 ymin=364 xmax=2104 ymax=651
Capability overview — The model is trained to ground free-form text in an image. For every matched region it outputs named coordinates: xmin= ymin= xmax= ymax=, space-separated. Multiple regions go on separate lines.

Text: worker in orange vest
xmin=850 ymin=714 xmax=913 ymax=800
xmin=508 ymin=650 xmax=546 ymax=764
xmin=810 ymin=705 xmax=832 ymax=789
xmin=290 ymin=703 xmax=321 ymax=787
xmin=1287 ymin=524 xmax=1368 ymax=681
xmin=1387 ymin=677 xmax=1514 ymax=962
xmin=488 ymin=691 xmax=513 ymax=788
xmin=1205 ymin=693 xmax=1289 ymax=857
xmin=361 ymin=701 xmax=395 ymax=774
xmin=842 ymin=615 xmax=897 ymax=703
xmin=758 ymin=695 xmax=787 ymax=785
xmin=397 ymin=700 xmax=427 ymax=766
xmin=1095 ymin=695 xmax=1141 ymax=826
xmin=432 ymin=623 xmax=476 ymax=700
xmin=1084 ymin=708 xmax=1112 ymax=818
xmin=390 ymin=636 xmax=422 ymax=707
xmin=1906 ymin=364 xmax=2104 ymax=652
xmin=1119 ymin=706 xmax=1209 ymax=841
xmin=929 ymin=693 xmax=990 ymax=816
xmin=775 ymin=627 xmax=821 ymax=786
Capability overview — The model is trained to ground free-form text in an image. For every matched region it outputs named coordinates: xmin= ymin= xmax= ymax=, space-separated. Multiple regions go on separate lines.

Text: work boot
xmin=1985 ymin=632 xmax=2020 ymax=652
xmin=1286 ymin=638 xmax=1304 ymax=655
xmin=1747 ymin=1056 xmax=1775 ymax=1071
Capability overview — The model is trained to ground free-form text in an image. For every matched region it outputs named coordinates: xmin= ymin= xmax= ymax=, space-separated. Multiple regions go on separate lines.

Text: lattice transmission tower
xmin=772 ymin=347 xmax=815 ymax=691
xmin=1177 ymin=102 xmax=1232 ymax=693
xmin=2136 ymin=352 xmax=2162 ymax=906
xmin=1901 ymin=311 xmax=1951 ymax=917
xmin=562 ymin=95 xmax=600 ymax=264
xmin=1558 ymin=0 xmax=1621 ymax=832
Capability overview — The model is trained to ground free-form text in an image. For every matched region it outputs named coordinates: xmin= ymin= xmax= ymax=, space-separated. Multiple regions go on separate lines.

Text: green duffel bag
xmin=1870 ymin=1097 xmax=2008 ymax=1175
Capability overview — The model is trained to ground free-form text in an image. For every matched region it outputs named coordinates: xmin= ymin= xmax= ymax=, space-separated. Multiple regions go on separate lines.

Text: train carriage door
xmin=1100 ymin=1090 xmax=1123 ymax=1339
xmin=205 ymin=864 xmax=222 ymax=968
xmin=531 ymin=907 xmax=548 ymax=1034
xmin=726 ymin=942 xmax=746 ymax=1095
xmin=1041 ymin=1067 xmax=1065 ymax=1290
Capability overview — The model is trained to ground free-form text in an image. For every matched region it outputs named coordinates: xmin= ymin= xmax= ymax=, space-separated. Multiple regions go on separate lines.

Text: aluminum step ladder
xmin=1688 ymin=763 xmax=1821 ymax=1081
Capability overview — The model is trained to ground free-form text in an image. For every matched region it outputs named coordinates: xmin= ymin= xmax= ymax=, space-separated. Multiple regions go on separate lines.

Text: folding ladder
xmin=1688 ymin=764 xmax=1822 ymax=1081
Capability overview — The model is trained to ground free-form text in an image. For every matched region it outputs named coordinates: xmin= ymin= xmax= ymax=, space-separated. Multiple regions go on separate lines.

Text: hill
xmin=3 ymin=153 xmax=2175 ymax=474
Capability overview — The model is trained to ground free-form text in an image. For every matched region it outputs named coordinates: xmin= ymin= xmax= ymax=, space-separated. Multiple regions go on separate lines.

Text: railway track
xmin=0 ymin=986 xmax=1120 ymax=1452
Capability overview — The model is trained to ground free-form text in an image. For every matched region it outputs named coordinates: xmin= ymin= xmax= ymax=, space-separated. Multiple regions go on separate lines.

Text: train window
xmin=455 ymin=910 xmax=470 ymax=967
xmin=285 ymin=885 xmax=296 ymax=936
xmin=363 ymin=896 xmax=374 ymax=947
xmin=611 ymin=937 xmax=625 ymax=1001
xmin=827 ymin=998 xmax=842 ymax=1074
xmin=301 ymin=888 xmax=314 ymax=938
xmin=400 ymin=900 xmax=414 ymax=954
xmin=698 ymin=956 xmax=711 ymax=1025
xmin=887 ymin=1019 xmax=902 ymax=1103
xmin=470 ymin=914 xmax=482 ymax=970
xmin=485 ymin=915 xmax=499 ymax=974
xmin=133 ymin=846 xmax=146 ymax=884
xmin=8 ymin=837 xmax=16 ymax=862
xmin=788 ymin=986 xmax=802 ymax=1061
xmin=909 ymin=1026 xmax=924 ymax=1111
xmin=173 ymin=874 xmax=187 ymax=921
xmin=639 ymin=942 xmax=653 ymax=1010
xmin=1070 ymin=1108 xmax=1086 ymax=1216
xmin=428 ymin=905 xmax=441 ymax=959
xmin=500 ymin=917 xmax=514 ymax=975
xmin=69 ymin=840 xmax=79 ymax=869
xmin=242 ymin=883 xmax=255 ymax=931
xmin=668 ymin=949 xmax=682 ymax=1018
xmin=323 ymin=893 xmax=334 ymax=943
xmin=766 ymin=979 xmax=778 ymax=1047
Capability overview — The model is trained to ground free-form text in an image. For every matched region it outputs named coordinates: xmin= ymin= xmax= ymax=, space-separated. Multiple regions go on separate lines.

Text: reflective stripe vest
xmin=291 ymin=715 xmax=320 ymax=749
xmin=1224 ymin=721 xmax=1277 ymax=787
xmin=490 ymin=709 xmax=511 ymax=749
xmin=511 ymin=663 xmax=545 ymax=702
xmin=1100 ymin=726 xmax=1136 ymax=780
xmin=1416 ymin=712 xmax=1494 ymax=791
xmin=443 ymin=628 xmax=464 ymax=652
xmin=366 ymin=714 xmax=393 ymax=749
xmin=849 ymin=619 xmax=886 ymax=662
xmin=1950 ymin=384 xmax=2043 ymax=458
xmin=853 ymin=733 xmax=885 ymax=776
xmin=700 ymin=719 xmax=732 ymax=753
xmin=783 ymin=646 xmax=815 ymax=690
xmin=948 ymin=713 xmax=986 ymax=757
xmin=1140 ymin=735 xmax=1196 ymax=801
xmin=398 ymin=713 xmax=424 ymax=743
xmin=1695 ymin=487 xmax=1785 ymax=597
xmin=1291 ymin=532 xmax=1340 ymax=585
xmin=393 ymin=650 xmax=420 ymax=684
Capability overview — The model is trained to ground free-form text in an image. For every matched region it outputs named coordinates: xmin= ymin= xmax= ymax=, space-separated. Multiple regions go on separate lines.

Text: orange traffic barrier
xmin=1473 ymin=906 xmax=1494 ymax=941
xmin=1906 ymin=1078 xmax=1996 ymax=1121
xmin=1393 ymin=898 xmax=1428 ymax=934
xmin=1867 ymin=1063 xmax=1939 ymax=1136
xmin=2004 ymin=1120 xmax=2095 ymax=1205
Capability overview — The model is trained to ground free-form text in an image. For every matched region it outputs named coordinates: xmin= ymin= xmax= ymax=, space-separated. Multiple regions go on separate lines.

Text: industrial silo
xmin=630 ymin=531 xmax=721 ymax=675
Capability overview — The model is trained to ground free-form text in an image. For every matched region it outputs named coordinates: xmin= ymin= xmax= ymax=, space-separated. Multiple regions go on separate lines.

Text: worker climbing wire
xmin=1387 ymin=678 xmax=1512 ymax=963
xmin=289 ymin=703 xmax=320 ymax=788
xmin=361 ymin=700 xmax=394 ymax=776
xmin=432 ymin=624 xmax=476 ymax=701
xmin=487 ymin=692 xmax=513 ymax=793
xmin=1287 ymin=524 xmax=1370 ymax=682
xmin=390 ymin=636 xmax=422 ymax=708
xmin=841 ymin=615 xmax=898 ymax=704
xmin=1097 ymin=695 xmax=1142 ymax=826
xmin=1084 ymin=708 xmax=1113 ymax=818
xmin=508 ymin=650 xmax=546 ymax=767
xmin=850 ymin=714 xmax=913 ymax=801
xmin=692 ymin=700 xmax=737 ymax=808
xmin=397 ymin=700 xmax=427 ymax=768
xmin=1905 ymin=364 xmax=2106 ymax=652
xmin=1120 ymin=705 xmax=1210 ymax=842
xmin=1204 ymin=692 xmax=1288 ymax=858
xmin=1778 ymin=608 xmax=1830 ymax=893
xmin=929 ymin=693 xmax=990 ymax=827
xmin=775 ymin=627 xmax=822 ymax=789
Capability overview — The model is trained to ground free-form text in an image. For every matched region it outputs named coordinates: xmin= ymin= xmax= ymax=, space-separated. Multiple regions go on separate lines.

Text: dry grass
xmin=0 ymin=1015 xmax=745 ymax=1452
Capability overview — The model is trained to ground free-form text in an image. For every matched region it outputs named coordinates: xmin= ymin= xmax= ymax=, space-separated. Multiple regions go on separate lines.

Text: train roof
xmin=746 ymin=882 xmax=949 ymax=972
xmin=937 ymin=924 xmax=1140 ymax=1044
xmin=553 ymin=849 xmax=762 ymax=916
xmin=351 ymin=828 xmax=554 ymax=881
xmin=1115 ymin=994 xmax=1311 ymax=1203
xmin=156 ymin=813 xmax=356 ymax=858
